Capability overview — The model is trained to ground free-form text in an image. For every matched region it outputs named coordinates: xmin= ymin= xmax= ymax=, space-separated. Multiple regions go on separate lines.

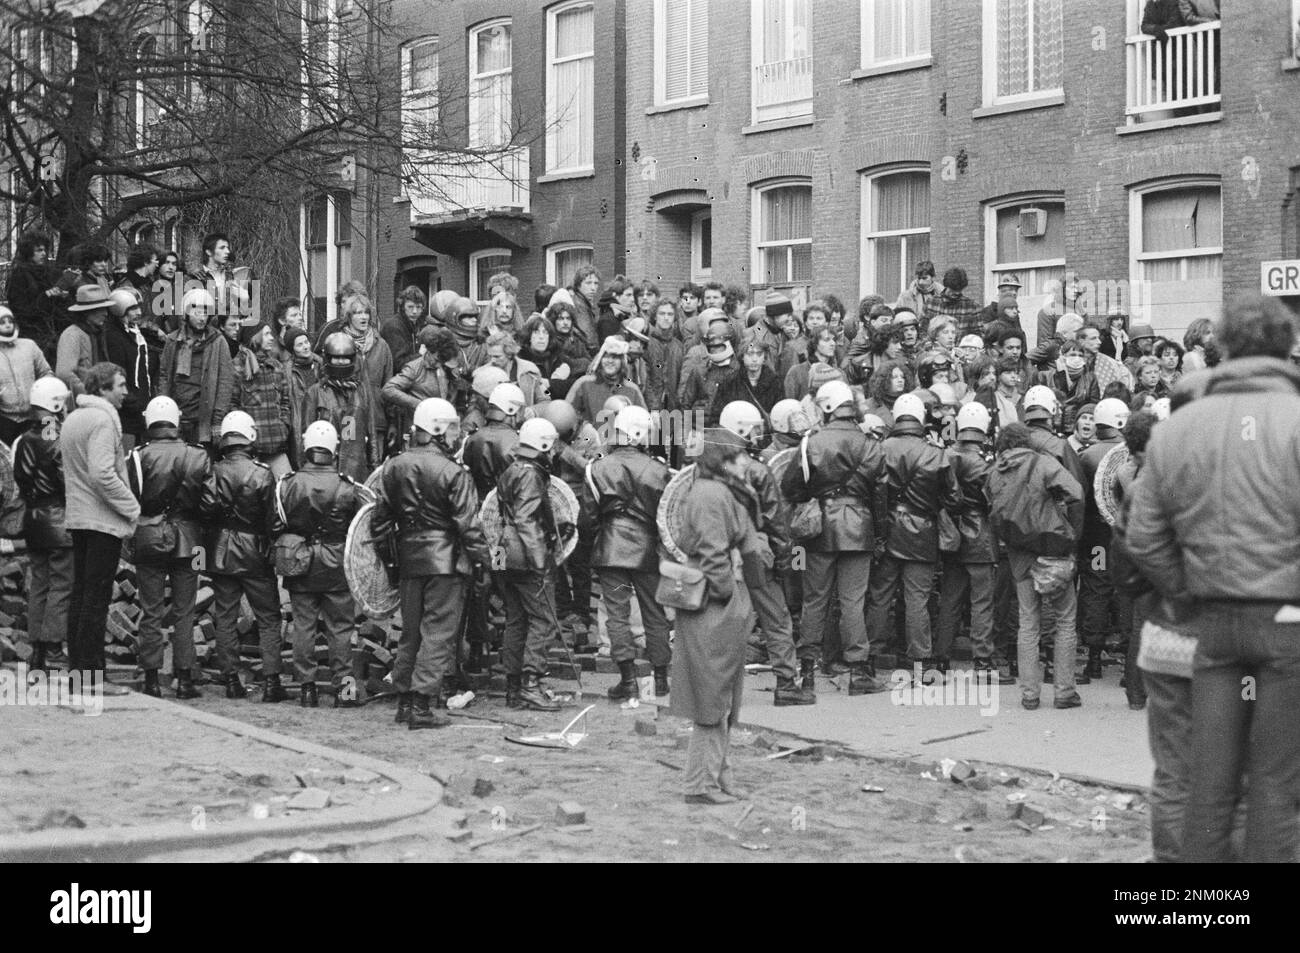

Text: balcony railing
xmin=1125 ymin=21 xmax=1220 ymax=122
xmin=753 ymin=55 xmax=813 ymax=122
xmin=409 ymin=146 xmax=530 ymax=218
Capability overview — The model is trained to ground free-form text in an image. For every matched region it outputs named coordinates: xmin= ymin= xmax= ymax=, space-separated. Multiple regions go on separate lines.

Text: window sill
xmin=972 ymin=93 xmax=1064 ymax=119
xmin=536 ymin=169 xmax=595 ymax=184
xmin=1282 ymin=56 xmax=1300 ymax=72
xmin=646 ymin=97 xmax=709 ymax=115
xmin=1115 ymin=111 xmax=1222 ymax=135
xmin=849 ymin=57 xmax=932 ymax=81
xmin=741 ymin=114 xmax=815 ymax=135
xmin=392 ymin=195 xmax=411 ymax=205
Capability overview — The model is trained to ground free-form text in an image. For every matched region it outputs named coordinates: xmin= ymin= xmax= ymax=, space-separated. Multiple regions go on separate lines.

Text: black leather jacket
xmin=129 ymin=427 xmax=211 ymax=562
xmin=585 ymin=445 xmax=668 ymax=571
xmin=270 ymin=461 xmax=372 ymax=592
xmin=463 ymin=418 xmax=519 ymax=499
xmin=879 ymin=420 xmax=962 ymax=563
xmin=200 ymin=446 xmax=276 ymax=576
xmin=370 ymin=441 xmax=491 ymax=578
xmin=780 ymin=414 xmax=888 ymax=553
xmin=12 ymin=418 xmax=70 ymax=549
xmin=497 ymin=444 xmax=559 ymax=572
xmin=948 ymin=438 xmax=997 ymax=564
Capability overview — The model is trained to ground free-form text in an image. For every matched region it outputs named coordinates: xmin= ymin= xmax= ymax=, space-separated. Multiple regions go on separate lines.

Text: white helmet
xmin=891 ymin=393 xmax=926 ymax=423
xmin=413 ymin=397 xmax=458 ymax=437
xmin=1023 ymin=385 xmax=1059 ymax=415
xmin=488 ymin=382 xmax=526 ymax=416
xmin=472 ymin=365 xmax=509 ymax=400
xmin=930 ymin=382 xmax=957 ymax=407
xmin=144 ymin=395 xmax=181 ymax=428
xmin=302 ymin=420 xmax=339 ymax=455
xmin=1095 ymin=397 xmax=1130 ymax=431
xmin=1152 ymin=397 xmax=1171 ymax=422
xmin=518 ymin=417 xmax=559 ymax=453
xmin=860 ymin=413 xmax=888 ymax=437
xmin=769 ymin=399 xmax=808 ymax=435
xmin=815 ymin=380 xmax=855 ymax=415
xmin=719 ymin=401 xmax=764 ymax=441
xmin=614 ymin=405 xmax=653 ymax=443
xmin=956 ymin=402 xmax=991 ymax=435
xmin=29 ymin=376 xmax=70 ymax=415
xmin=220 ymin=410 xmax=257 ymax=443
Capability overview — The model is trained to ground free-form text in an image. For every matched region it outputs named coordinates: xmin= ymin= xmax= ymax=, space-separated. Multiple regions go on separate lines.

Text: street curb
xmin=0 ymin=692 xmax=446 ymax=863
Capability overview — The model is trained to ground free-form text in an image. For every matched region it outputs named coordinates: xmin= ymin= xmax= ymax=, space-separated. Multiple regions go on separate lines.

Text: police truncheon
xmin=344 ymin=501 xmax=400 ymax=617
xmin=478 ymin=476 xmax=580 ymax=566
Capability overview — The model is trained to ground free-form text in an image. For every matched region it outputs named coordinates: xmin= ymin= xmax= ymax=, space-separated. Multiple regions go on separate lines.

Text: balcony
xmin=1124 ymin=21 xmax=1220 ymax=127
xmin=408 ymin=146 xmax=532 ymax=254
xmin=753 ymin=55 xmax=813 ymax=124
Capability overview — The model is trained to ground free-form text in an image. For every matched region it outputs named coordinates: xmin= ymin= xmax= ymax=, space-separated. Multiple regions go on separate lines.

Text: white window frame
xmin=654 ymin=0 xmax=708 ymax=108
xmin=545 ymin=1 xmax=595 ymax=175
xmin=861 ymin=0 xmax=931 ymax=70
xmin=981 ymin=0 xmax=1063 ymax=108
xmin=983 ymin=194 xmax=1066 ymax=298
xmin=859 ymin=165 xmax=930 ymax=303
xmin=1128 ymin=178 xmax=1223 ymax=328
xmin=468 ymin=18 xmax=512 ymax=148
xmin=751 ymin=178 xmax=813 ymax=288
xmin=400 ymin=34 xmax=439 ymax=193
xmin=469 ymin=248 xmax=513 ymax=308
xmin=2 ymin=171 xmax=19 ymax=264
xmin=134 ymin=33 xmax=159 ymax=151
xmin=691 ymin=209 xmax=713 ymax=282
xmin=750 ymin=0 xmax=813 ymax=125
xmin=300 ymin=192 xmax=350 ymax=324
xmin=545 ymin=241 xmax=594 ymax=287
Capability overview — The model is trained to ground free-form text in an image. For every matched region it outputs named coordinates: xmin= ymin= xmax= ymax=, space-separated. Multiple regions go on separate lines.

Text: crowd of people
xmin=1 ymin=230 xmax=1293 ymax=857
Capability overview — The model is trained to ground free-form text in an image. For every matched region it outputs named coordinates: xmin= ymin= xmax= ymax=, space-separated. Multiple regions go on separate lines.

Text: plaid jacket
xmin=232 ymin=347 xmax=291 ymax=457
xmin=925 ymin=290 xmax=983 ymax=337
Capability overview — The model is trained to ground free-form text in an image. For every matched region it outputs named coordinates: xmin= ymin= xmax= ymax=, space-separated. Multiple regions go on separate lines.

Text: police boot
xmin=654 ymin=666 xmax=669 ymax=697
xmin=465 ymin=642 xmax=484 ymax=674
xmin=29 ymin=641 xmax=47 ymax=674
xmin=774 ymin=676 xmax=817 ymax=706
xmin=300 ymin=682 xmax=319 ymax=708
xmin=799 ymin=657 xmax=816 ymax=692
xmin=848 ymin=660 xmax=889 ymax=696
xmin=225 ymin=672 xmax=248 ymax=700
xmin=1085 ymin=648 xmax=1104 ymax=680
xmin=506 ymin=675 xmax=524 ymax=709
xmin=409 ymin=693 xmax=451 ymax=730
xmin=606 ymin=660 xmax=639 ymax=701
xmin=518 ymin=673 xmax=560 ymax=712
xmin=394 ymin=692 xmax=413 ymax=724
xmin=143 ymin=669 xmax=162 ymax=698
xmin=175 ymin=672 xmax=201 ymax=700
xmin=262 ymin=674 xmax=289 ymax=703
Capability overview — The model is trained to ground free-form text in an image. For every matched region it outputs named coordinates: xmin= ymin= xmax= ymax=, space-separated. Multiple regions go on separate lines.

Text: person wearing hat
xmin=372 ymin=398 xmax=493 ymax=728
xmin=678 ymin=308 xmax=733 ymax=398
xmin=567 ymin=335 xmax=647 ymax=429
xmin=55 ymin=284 xmax=112 ymax=392
xmin=302 ymin=332 xmax=384 ymax=481
xmin=281 ymin=327 xmax=321 ymax=466
xmin=271 ymin=420 xmax=374 ymax=709
xmin=103 ymin=287 xmax=162 ymax=450
xmin=158 ymin=287 xmax=234 ymax=448
xmin=199 ymin=410 xmax=288 ymax=703
xmin=934 ymin=402 xmax=1013 ymax=686
xmin=0 ymin=304 xmax=54 ymax=445
xmin=493 ymin=416 xmax=569 ymax=711
xmin=1022 ymin=382 xmax=1086 ymax=486
xmin=864 ymin=393 xmax=961 ymax=682
xmin=445 ymin=294 xmax=488 ymax=369
xmin=463 ymin=363 xmax=507 ymax=437
xmin=977 ymin=273 xmax=1024 ymax=334
xmin=586 ymin=404 xmax=673 ymax=701
xmin=1124 ymin=322 xmax=1159 ymax=376
xmin=780 ymin=380 xmax=890 ymax=695
xmin=1067 ymin=401 xmax=1097 ymax=455
xmin=11 ymin=377 xmax=73 ymax=674
xmin=746 ymin=293 xmax=800 ymax=382
xmin=463 ymin=381 xmax=524 ymax=500
xmin=762 ymin=398 xmax=809 ymax=463
xmin=231 ymin=320 xmax=291 ymax=474
xmin=128 ymin=396 xmax=212 ymax=699
xmin=1048 ymin=339 xmax=1100 ymax=432
xmin=712 ymin=333 xmax=782 ymax=424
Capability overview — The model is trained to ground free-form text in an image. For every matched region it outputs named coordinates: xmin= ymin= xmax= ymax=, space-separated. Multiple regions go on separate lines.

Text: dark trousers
xmin=392 ymin=574 xmax=466 ymax=696
xmin=1076 ymin=541 xmax=1113 ymax=651
xmin=935 ymin=559 xmax=996 ymax=661
xmin=798 ymin=550 xmax=871 ymax=663
xmin=498 ymin=569 xmax=559 ymax=677
xmin=555 ymin=534 xmax=594 ymax=623
xmin=210 ymin=573 xmax=283 ymax=675
xmin=27 ymin=547 xmax=73 ymax=645
xmin=748 ymin=568 xmax=797 ymax=680
xmin=67 ymin=530 xmax=120 ymax=672
xmin=1181 ymin=603 xmax=1300 ymax=863
xmin=992 ymin=555 xmax=1019 ymax=658
xmin=136 ymin=560 xmax=198 ymax=673
xmin=1143 ymin=666 xmax=1192 ymax=863
xmin=599 ymin=566 xmax=671 ymax=667
xmin=290 ymin=588 xmax=357 ymax=686
xmin=867 ymin=557 xmax=936 ymax=661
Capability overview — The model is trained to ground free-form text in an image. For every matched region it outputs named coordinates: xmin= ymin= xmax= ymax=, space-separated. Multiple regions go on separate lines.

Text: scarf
xmin=240 ymin=346 xmax=265 ymax=382
xmin=347 ymin=324 xmax=377 ymax=355
xmin=175 ymin=325 xmax=211 ymax=377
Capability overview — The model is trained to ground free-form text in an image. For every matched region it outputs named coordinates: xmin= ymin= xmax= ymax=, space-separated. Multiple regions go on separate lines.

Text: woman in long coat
xmin=669 ymin=428 xmax=761 ymax=805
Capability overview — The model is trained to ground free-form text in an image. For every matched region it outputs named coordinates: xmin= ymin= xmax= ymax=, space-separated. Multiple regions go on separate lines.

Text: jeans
xmin=1014 ymin=576 xmax=1078 ymax=701
xmin=1181 ymin=602 xmax=1300 ymax=863
xmin=798 ymin=551 xmax=871 ymax=663
xmin=1143 ymin=668 xmax=1192 ymax=862
xmin=67 ymin=530 xmax=121 ymax=672
xmin=867 ymin=557 xmax=936 ymax=662
xmin=935 ymin=559 xmax=996 ymax=661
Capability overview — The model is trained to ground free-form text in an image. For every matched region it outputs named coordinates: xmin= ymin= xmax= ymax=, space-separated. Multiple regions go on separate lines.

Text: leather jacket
xmin=585 ymin=445 xmax=669 ymax=571
xmin=780 ymin=415 xmax=888 ymax=553
xmin=129 ymin=427 xmax=211 ymax=562
xmin=270 ymin=461 xmax=372 ymax=592
xmin=200 ymin=446 xmax=276 ymax=576
xmin=462 ymin=417 xmax=519 ymax=499
xmin=948 ymin=438 xmax=997 ymax=564
xmin=497 ymin=445 xmax=560 ymax=572
xmin=879 ymin=420 xmax=962 ymax=563
xmin=12 ymin=418 xmax=71 ymax=549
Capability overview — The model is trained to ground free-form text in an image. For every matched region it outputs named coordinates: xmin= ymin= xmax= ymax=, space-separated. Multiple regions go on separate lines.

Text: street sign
xmin=1261 ymin=260 xmax=1300 ymax=296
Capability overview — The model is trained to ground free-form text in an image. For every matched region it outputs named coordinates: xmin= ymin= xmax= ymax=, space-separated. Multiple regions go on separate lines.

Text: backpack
xmin=989 ymin=451 xmax=1077 ymax=556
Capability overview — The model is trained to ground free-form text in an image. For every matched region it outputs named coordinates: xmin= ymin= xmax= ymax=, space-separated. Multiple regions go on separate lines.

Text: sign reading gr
xmin=1261 ymin=260 xmax=1300 ymax=296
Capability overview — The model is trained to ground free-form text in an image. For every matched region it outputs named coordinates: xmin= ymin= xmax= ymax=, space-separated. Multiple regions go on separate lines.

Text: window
xmin=334 ymin=192 xmax=352 ymax=289
xmin=134 ymin=34 xmax=163 ymax=149
xmin=982 ymin=0 xmax=1062 ymax=106
xmin=862 ymin=0 xmax=930 ymax=68
xmin=546 ymin=2 xmax=594 ymax=174
xmin=547 ymin=242 xmax=594 ymax=287
xmin=1 ymin=173 xmax=17 ymax=263
xmin=861 ymin=168 xmax=930 ymax=302
xmin=301 ymin=191 xmax=353 ymax=326
xmin=751 ymin=0 xmax=812 ymax=124
xmin=1123 ymin=0 xmax=1219 ymax=124
xmin=470 ymin=249 xmax=513 ymax=307
xmin=752 ymin=181 xmax=812 ymax=286
xmin=984 ymin=197 xmax=1065 ymax=331
xmin=303 ymin=0 xmax=340 ymax=112
xmin=129 ymin=222 xmax=157 ymax=247
xmin=1130 ymin=181 xmax=1222 ymax=333
xmin=401 ymin=37 xmax=439 ymax=146
xmin=469 ymin=20 xmax=512 ymax=147
xmin=186 ymin=0 xmax=216 ymax=107
xmin=692 ymin=210 xmax=713 ymax=282
xmin=655 ymin=0 xmax=708 ymax=106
